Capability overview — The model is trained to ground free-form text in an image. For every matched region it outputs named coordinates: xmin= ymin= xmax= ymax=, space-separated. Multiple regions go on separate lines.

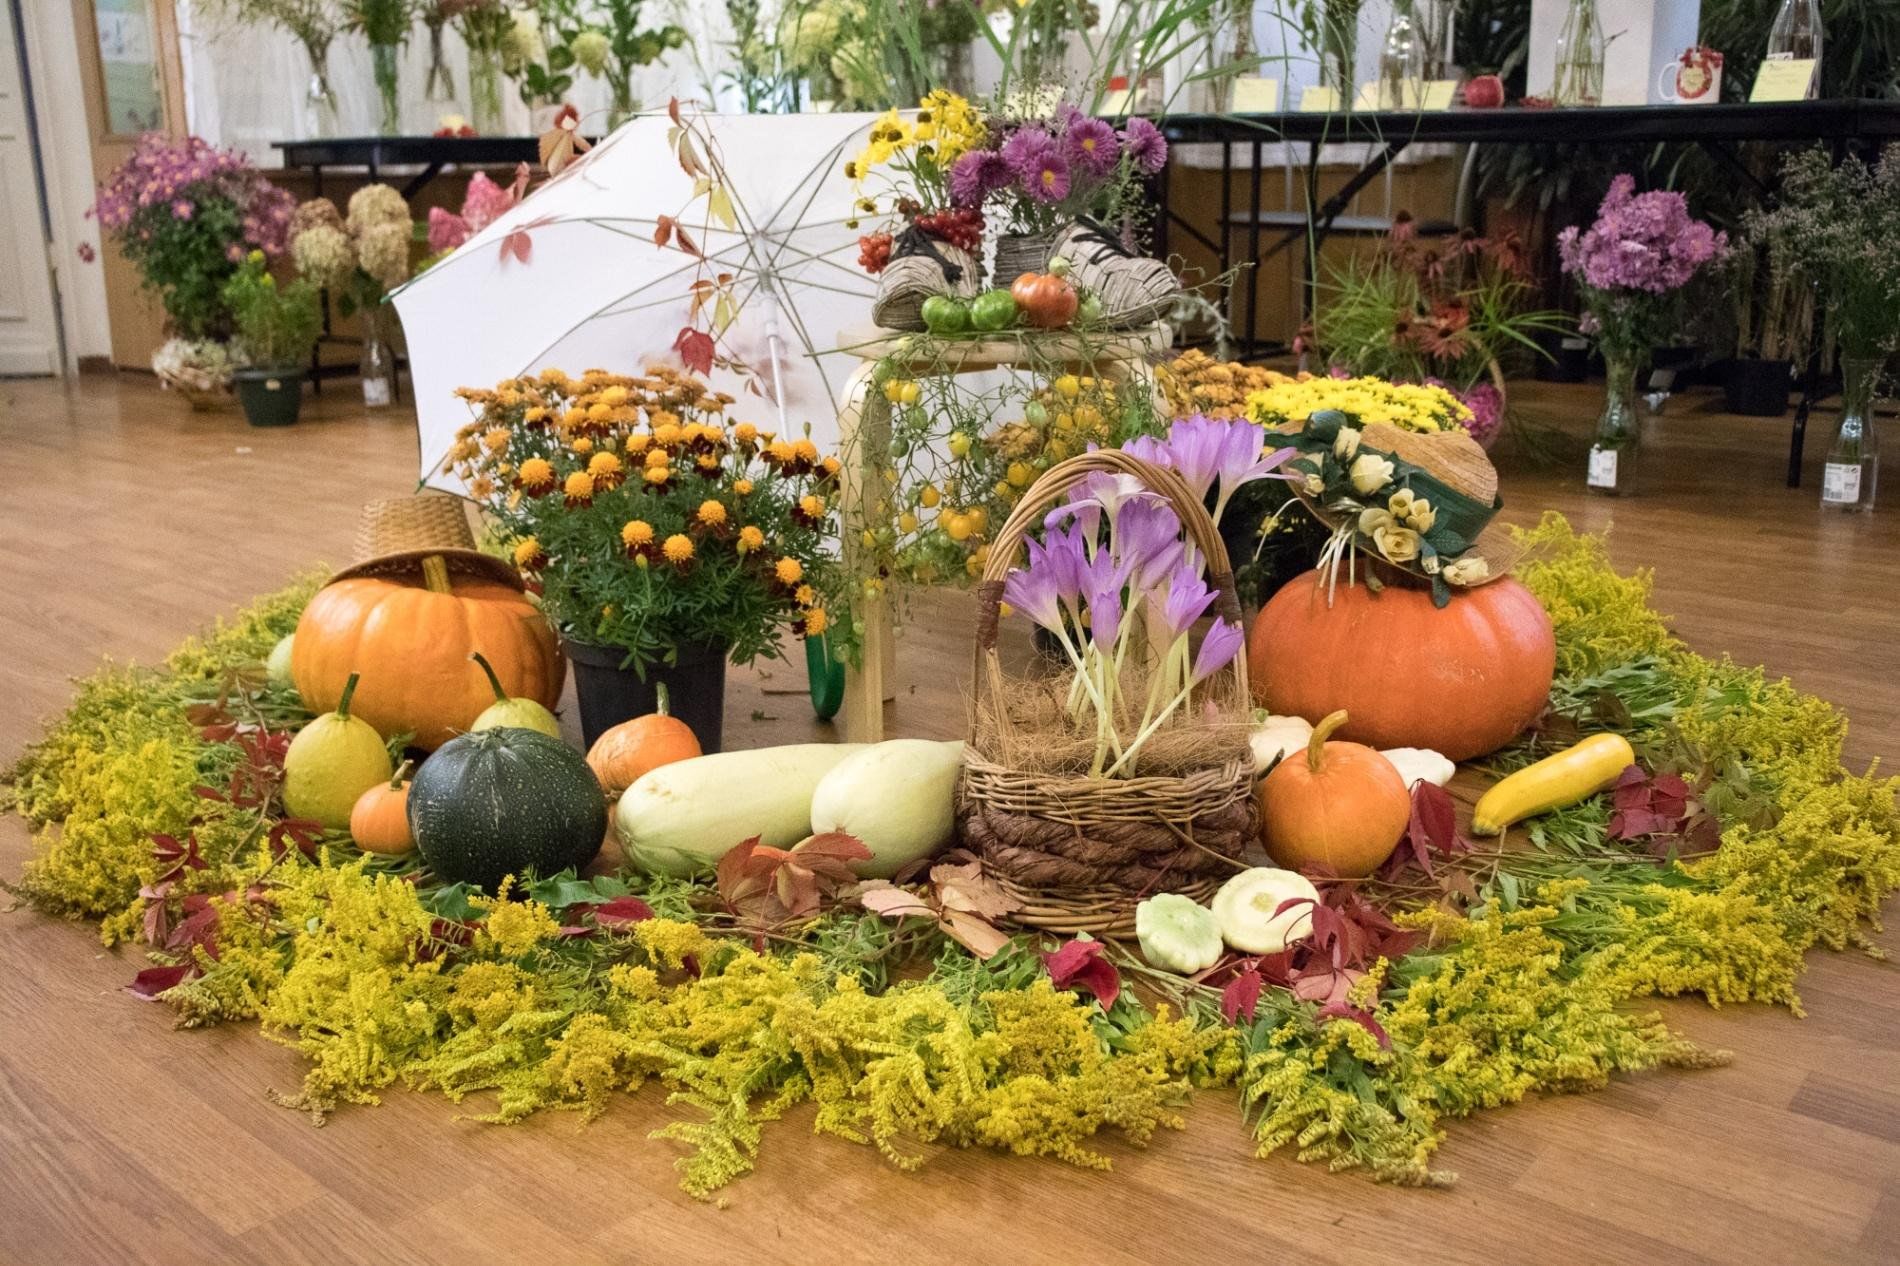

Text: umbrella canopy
xmin=394 ymin=111 xmax=881 ymax=494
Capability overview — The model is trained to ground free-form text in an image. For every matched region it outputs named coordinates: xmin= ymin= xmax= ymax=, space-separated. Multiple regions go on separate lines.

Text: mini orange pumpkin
xmin=585 ymin=682 xmax=702 ymax=800
xmin=1010 ymin=271 xmax=1079 ymax=329
xmin=1257 ymin=710 xmax=1409 ymax=878
xmin=349 ymin=759 xmax=416 ymax=855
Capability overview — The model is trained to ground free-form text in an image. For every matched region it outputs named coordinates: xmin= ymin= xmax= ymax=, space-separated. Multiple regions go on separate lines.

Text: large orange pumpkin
xmin=1248 ymin=569 xmax=1555 ymax=763
xmin=292 ymin=557 xmax=564 ymax=750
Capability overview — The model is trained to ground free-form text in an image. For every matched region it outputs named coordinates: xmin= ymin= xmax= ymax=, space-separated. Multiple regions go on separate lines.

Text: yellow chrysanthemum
xmin=564 ymin=470 xmax=595 ymax=500
xmin=775 ymin=557 xmax=804 ymax=585
xmin=696 ymin=499 xmax=728 ymax=527
xmin=482 ymin=426 xmax=511 ymax=453
xmin=621 ymin=519 xmax=654 ymax=546
xmin=512 ymin=537 xmax=544 ymax=567
xmin=518 ymin=457 xmax=555 ymax=489
xmin=737 ymin=525 xmax=765 ymax=554
xmin=662 ymin=534 xmax=694 ymax=564
xmin=733 ymin=478 xmax=754 ymax=496
xmin=588 ymin=452 xmax=622 ymax=479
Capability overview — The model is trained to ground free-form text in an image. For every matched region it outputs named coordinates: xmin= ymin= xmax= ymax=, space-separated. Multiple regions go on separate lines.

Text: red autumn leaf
xmin=592 ymin=895 xmax=656 ymax=928
xmin=1380 ymin=781 xmax=1471 ymax=880
xmin=673 ymin=327 xmax=715 ymax=375
xmin=1316 ymin=999 xmax=1391 ymax=1049
xmin=673 ymin=223 xmax=701 ymax=258
xmin=1222 ymin=967 xmax=1264 ymax=1025
xmin=653 ymin=214 xmax=675 ymax=248
xmin=1042 ymin=938 xmax=1120 ymax=1010
xmin=126 ymin=963 xmax=195 ymax=999
xmin=790 ymin=832 xmax=873 ymax=881
xmin=667 ymin=96 xmax=682 ymax=125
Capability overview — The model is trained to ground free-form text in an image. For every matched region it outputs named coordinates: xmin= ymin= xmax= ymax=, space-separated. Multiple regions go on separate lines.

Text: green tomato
xmin=871 ymin=358 xmax=899 ymax=386
xmin=1077 ymin=293 xmax=1106 ymax=327
xmin=1024 ymin=400 xmax=1049 ymax=427
xmin=920 ymin=295 xmax=970 ymax=334
xmin=970 ymin=289 xmax=1019 ymax=332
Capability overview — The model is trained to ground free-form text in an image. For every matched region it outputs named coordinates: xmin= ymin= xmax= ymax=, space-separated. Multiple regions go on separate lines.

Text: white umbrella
xmin=393 ymin=110 xmax=882 ymax=494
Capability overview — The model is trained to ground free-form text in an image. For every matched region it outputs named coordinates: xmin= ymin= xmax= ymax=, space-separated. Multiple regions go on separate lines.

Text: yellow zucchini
xmin=1470 ymin=733 xmax=1636 ymax=836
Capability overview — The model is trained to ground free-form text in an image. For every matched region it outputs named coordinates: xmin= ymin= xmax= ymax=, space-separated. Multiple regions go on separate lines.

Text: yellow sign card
xmin=1420 ymin=79 xmax=1459 ymax=110
xmin=1231 ymin=77 xmax=1282 ymax=113
xmin=1750 ymin=58 xmax=1816 ymax=101
xmin=1299 ymin=85 xmax=1342 ymax=113
xmin=1353 ymin=81 xmax=1382 ymax=110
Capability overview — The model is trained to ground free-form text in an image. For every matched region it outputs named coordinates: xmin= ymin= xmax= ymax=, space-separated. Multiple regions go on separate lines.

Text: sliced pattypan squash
xmin=1211 ymin=867 xmax=1319 ymax=954
xmin=1134 ymin=893 xmax=1224 ymax=975
xmin=1250 ymin=713 xmax=1314 ymax=773
xmin=1379 ymin=746 xmax=1456 ymax=789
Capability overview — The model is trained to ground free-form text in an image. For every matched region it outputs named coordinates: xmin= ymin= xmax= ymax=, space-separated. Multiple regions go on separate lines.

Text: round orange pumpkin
xmin=292 ymin=557 xmax=564 ymax=750
xmin=1257 ymin=711 xmax=1409 ymax=877
xmin=1248 ymin=570 xmax=1555 ymax=762
xmin=349 ymin=760 xmax=415 ymax=855
xmin=1010 ymin=271 xmax=1078 ymax=329
xmin=585 ymin=683 xmax=701 ymax=799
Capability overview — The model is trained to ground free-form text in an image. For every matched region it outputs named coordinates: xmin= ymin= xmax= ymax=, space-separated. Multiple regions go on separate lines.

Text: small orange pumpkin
xmin=1010 ymin=271 xmax=1078 ymax=329
xmin=349 ymin=759 xmax=416 ymax=855
xmin=585 ymin=682 xmax=702 ymax=799
xmin=1257 ymin=710 xmax=1409 ymax=878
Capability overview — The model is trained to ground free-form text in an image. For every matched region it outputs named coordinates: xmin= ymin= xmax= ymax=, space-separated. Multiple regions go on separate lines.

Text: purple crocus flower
xmin=1191 ymin=617 xmax=1244 ymax=683
xmin=1045 ymin=469 xmax=1152 ymax=541
xmin=1003 ymin=526 xmax=1091 ymax=635
xmin=1064 ymin=116 xmax=1121 ymax=179
xmin=1155 ymin=570 xmax=1217 ymax=641
xmin=1082 ymin=547 xmax=1132 ymax=650
xmin=1126 ymin=416 xmax=1298 ymax=508
xmin=1122 ymin=116 xmax=1168 ymax=175
xmin=1111 ymin=496 xmax=1185 ymax=591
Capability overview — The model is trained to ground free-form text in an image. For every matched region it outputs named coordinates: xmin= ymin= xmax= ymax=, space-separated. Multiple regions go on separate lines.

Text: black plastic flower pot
xmin=1724 ymin=358 xmax=1794 ymax=417
xmin=563 ymin=638 xmax=728 ymax=754
xmin=232 ymin=367 xmax=306 ymax=427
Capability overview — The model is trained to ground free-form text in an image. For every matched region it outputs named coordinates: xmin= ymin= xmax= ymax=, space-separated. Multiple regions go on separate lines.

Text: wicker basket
xmin=992 ymin=229 xmax=1059 ymax=283
xmin=957 ymin=450 xmax=1258 ymax=936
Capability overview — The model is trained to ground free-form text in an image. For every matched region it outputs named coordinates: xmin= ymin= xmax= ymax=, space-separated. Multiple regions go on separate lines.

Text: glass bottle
xmin=467 ymin=44 xmax=505 ymax=134
xmin=301 ymin=37 xmax=340 ymax=139
xmin=361 ymin=308 xmax=394 ymax=409
xmin=1820 ymin=357 xmax=1881 ymax=511
xmin=1379 ymin=0 xmax=1424 ymax=110
xmin=1587 ymin=345 xmax=1644 ymax=495
xmin=371 ymin=42 xmax=403 ymax=136
xmin=423 ymin=20 xmax=456 ymax=108
xmin=1766 ymin=0 xmax=1824 ymax=97
xmin=1553 ymin=0 xmax=1605 ymax=107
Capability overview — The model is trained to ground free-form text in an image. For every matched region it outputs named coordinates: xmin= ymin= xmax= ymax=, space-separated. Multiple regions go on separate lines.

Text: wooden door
xmin=0 ymin=0 xmax=61 ymax=374
xmin=71 ymin=0 xmax=187 ymax=369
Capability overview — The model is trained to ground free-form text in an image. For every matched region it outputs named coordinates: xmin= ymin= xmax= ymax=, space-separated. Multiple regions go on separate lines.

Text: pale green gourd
xmin=1135 ymin=893 xmax=1224 ymax=974
xmin=469 ymin=651 xmax=562 ymax=739
xmin=283 ymin=672 xmax=395 ymax=830
xmin=1212 ymin=867 xmax=1320 ymax=955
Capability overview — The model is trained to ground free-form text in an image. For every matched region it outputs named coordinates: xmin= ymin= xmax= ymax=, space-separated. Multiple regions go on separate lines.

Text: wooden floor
xmin=2 ymin=373 xmax=1897 ymax=1265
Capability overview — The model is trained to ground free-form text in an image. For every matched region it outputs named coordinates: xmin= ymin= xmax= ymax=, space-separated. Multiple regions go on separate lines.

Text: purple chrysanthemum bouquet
xmin=1557 ymin=174 xmax=1727 ymax=364
xmin=1004 ymin=416 xmax=1293 ymax=776
xmin=89 ymin=133 xmax=296 ymax=340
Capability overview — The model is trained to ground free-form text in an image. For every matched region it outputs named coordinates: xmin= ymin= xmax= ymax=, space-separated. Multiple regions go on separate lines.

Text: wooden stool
xmin=832 ymin=323 xmax=1172 ymax=741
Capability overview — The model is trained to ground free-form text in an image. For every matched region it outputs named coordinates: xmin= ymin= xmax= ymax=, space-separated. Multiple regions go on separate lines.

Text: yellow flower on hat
xmin=1405 ymin=498 xmax=1436 ymax=533
xmin=1387 ymin=488 xmax=1415 ymax=518
xmin=1372 ymin=522 xmax=1420 ymax=564
xmin=1350 ymin=453 xmax=1396 ymax=496
xmin=1358 ymin=507 xmax=1394 ymax=536
xmin=1333 ymin=426 xmax=1362 ymax=461
xmin=1302 ymin=472 xmax=1325 ymax=496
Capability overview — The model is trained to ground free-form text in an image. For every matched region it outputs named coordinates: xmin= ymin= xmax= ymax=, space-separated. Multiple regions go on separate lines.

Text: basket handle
xmin=969 ymin=449 xmax=1250 ymax=731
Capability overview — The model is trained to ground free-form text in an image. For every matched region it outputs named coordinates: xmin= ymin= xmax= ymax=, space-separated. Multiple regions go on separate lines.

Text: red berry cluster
xmin=912 ymin=206 xmax=984 ymax=254
xmin=858 ymin=232 xmax=893 ymax=275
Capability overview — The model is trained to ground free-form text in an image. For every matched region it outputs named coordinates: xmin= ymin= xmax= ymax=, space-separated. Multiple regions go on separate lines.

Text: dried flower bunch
xmin=445 ymin=366 xmax=845 ymax=669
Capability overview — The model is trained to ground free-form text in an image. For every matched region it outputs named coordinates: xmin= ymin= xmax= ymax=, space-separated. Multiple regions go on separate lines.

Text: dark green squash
xmin=407 ymin=727 xmax=607 ymax=893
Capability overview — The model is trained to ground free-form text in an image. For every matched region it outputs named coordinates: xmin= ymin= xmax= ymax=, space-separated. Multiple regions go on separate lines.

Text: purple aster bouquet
xmin=89 ymin=133 xmax=296 ymax=341
xmin=1001 ymin=415 xmax=1293 ymax=777
xmin=950 ymin=105 xmax=1168 ymax=236
xmin=1556 ymin=174 xmax=1727 ymax=365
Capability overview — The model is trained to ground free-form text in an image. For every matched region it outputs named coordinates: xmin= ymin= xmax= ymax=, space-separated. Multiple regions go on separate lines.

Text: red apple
xmin=1463 ymin=75 xmax=1505 ymax=109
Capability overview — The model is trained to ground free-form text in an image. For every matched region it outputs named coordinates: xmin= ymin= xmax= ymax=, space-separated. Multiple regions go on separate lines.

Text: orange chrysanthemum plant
xmin=445 ymin=366 xmax=845 ymax=671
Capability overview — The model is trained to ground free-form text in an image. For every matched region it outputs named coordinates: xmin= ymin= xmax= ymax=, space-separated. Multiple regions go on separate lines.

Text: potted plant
xmin=1722 ymin=217 xmax=1809 ymax=417
xmin=444 ymin=365 xmax=848 ymax=751
xmin=88 ymin=133 xmax=296 ymax=406
xmin=223 ymin=250 xmax=322 ymax=427
xmin=1308 ymin=215 xmax=1568 ymax=449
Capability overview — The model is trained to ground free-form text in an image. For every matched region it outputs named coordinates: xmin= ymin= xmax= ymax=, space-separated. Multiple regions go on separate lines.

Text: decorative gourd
xmin=808 ymin=739 xmax=963 ymax=878
xmin=1249 ymin=713 xmax=1314 ymax=773
xmin=349 ymin=760 xmax=416 ymax=855
xmin=615 ymin=742 xmax=868 ymax=877
xmin=1380 ymin=747 xmax=1456 ymax=789
xmin=1257 ymin=711 xmax=1409 ymax=878
xmin=1248 ymin=570 xmax=1555 ymax=762
xmin=406 ymin=727 xmax=607 ymax=892
xmin=585 ymin=682 xmax=702 ymax=800
xmin=469 ymin=651 xmax=561 ymax=738
xmin=266 ymin=634 xmax=297 ymax=692
xmin=1211 ymin=867 xmax=1320 ymax=954
xmin=283 ymin=673 xmax=395 ymax=830
xmin=1135 ymin=893 xmax=1224 ymax=974
xmin=1471 ymin=732 xmax=1636 ymax=835
xmin=1010 ymin=271 xmax=1079 ymax=329
xmin=291 ymin=555 xmax=563 ymax=750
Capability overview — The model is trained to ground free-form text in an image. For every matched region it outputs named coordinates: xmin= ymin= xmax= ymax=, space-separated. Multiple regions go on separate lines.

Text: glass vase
xmin=1553 ymin=0 xmax=1605 ymax=106
xmin=301 ymin=38 xmax=340 ymax=139
xmin=468 ymin=45 xmax=505 ymax=134
xmin=1379 ymin=0 xmax=1424 ymax=110
xmin=423 ymin=21 xmax=456 ymax=107
xmin=1821 ymin=357 xmax=1882 ymax=511
xmin=1320 ymin=6 xmax=1357 ymax=103
xmin=607 ymin=77 xmax=637 ymax=129
xmin=360 ymin=307 xmax=394 ymax=409
xmin=1587 ymin=347 xmax=1644 ymax=495
xmin=371 ymin=42 xmax=403 ymax=136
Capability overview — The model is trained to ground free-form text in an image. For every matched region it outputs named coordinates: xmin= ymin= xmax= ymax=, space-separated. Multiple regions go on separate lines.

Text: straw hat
xmin=329 ymin=494 xmax=523 ymax=589
xmin=1278 ymin=410 xmax=1523 ymax=603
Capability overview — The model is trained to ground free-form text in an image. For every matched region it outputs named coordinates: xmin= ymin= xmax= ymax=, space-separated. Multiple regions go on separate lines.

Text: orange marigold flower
xmin=589 ymin=451 xmax=622 ymax=478
xmin=513 ymin=537 xmax=545 ymax=569
xmin=794 ymin=583 xmax=815 ymax=605
xmin=821 ymin=455 xmax=842 ymax=476
xmin=622 ymin=519 xmax=655 ymax=546
xmin=733 ymin=422 xmax=759 ymax=446
xmin=737 ymin=525 xmax=765 ymax=554
xmin=662 ymin=533 xmax=694 ymax=564
xmin=793 ymin=438 xmax=820 ymax=463
xmin=524 ymin=405 xmax=549 ymax=424
xmin=483 ymin=426 xmax=512 ymax=453
xmin=563 ymin=470 xmax=596 ymax=505
xmin=625 ymin=433 xmax=651 ymax=456
xmin=654 ymin=422 xmax=683 ymax=449
xmin=800 ymin=494 xmax=826 ymax=517
xmin=467 ymin=475 xmax=495 ymax=500
xmin=696 ymin=499 xmax=728 ymax=527
xmin=733 ymin=478 xmax=754 ymax=496
xmin=803 ymin=608 xmax=829 ymax=636
xmin=643 ymin=466 xmax=672 ymax=486
xmin=775 ymin=557 xmax=804 ymax=585
xmin=644 ymin=446 xmax=670 ymax=469
xmin=765 ymin=440 xmax=796 ymax=467
xmin=539 ymin=368 xmax=571 ymax=389
xmin=571 ymin=436 xmax=595 ymax=455
xmin=518 ymin=457 xmax=556 ymax=490
xmin=695 ymin=453 xmax=720 ymax=474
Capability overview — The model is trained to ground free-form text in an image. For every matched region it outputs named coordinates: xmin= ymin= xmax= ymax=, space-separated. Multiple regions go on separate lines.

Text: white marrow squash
xmin=616 ymin=743 xmax=866 ymax=876
xmin=809 ymin=739 xmax=964 ymax=878
xmin=1379 ymin=747 xmax=1456 ymax=790
xmin=1250 ymin=714 xmax=1314 ymax=773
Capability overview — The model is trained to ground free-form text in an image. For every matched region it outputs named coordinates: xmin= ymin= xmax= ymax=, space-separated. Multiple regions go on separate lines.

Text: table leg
xmin=837 ymin=361 xmax=892 ymax=743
